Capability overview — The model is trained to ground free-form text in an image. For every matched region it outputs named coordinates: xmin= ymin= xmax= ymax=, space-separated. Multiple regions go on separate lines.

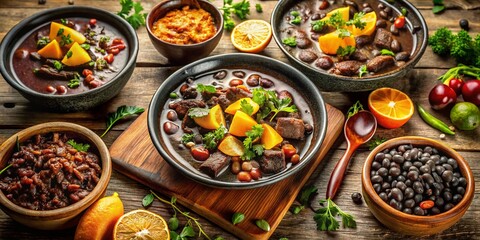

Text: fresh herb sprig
xmin=346 ymin=100 xmax=364 ymax=118
xmin=282 ymin=37 xmax=297 ymax=47
xmin=314 ymin=198 xmax=356 ymax=231
xmin=143 ymin=191 xmax=211 ymax=240
xmin=358 ymin=65 xmax=368 ymax=77
xmin=100 ymin=105 xmax=144 ymax=137
xmin=346 ymin=12 xmax=366 ymax=29
xmin=336 ymin=46 xmax=356 ymax=57
xmin=196 ymin=84 xmax=216 ymax=93
xmin=221 ymin=0 xmax=251 ymax=31
xmin=433 ymin=0 xmax=445 ymax=14
xmin=290 ymin=11 xmax=302 ymax=25
xmin=380 ymin=49 xmax=395 ymax=56
xmin=203 ymin=126 xmax=227 ymax=150
xmin=252 ymin=88 xmax=298 ymax=121
xmin=437 ymin=64 xmax=480 ymax=83
xmin=117 ymin=0 xmax=147 ymax=29
xmin=367 ymin=136 xmax=387 ymax=150
xmin=429 ymin=28 xmax=480 ymax=67
xmin=291 ymin=185 xmax=318 ymax=214
xmin=181 ymin=133 xmax=196 ymax=144
xmin=67 ymin=139 xmax=90 ymax=152
xmin=242 ymin=124 xmax=264 ymax=160
xmin=240 ymin=99 xmax=253 ymax=115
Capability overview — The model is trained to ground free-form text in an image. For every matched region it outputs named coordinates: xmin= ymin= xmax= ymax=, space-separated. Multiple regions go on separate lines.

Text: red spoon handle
xmin=325 ymin=144 xmax=358 ymax=199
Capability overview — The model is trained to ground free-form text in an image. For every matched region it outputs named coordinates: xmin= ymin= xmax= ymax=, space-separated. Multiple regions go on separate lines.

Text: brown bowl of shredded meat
xmin=0 ymin=122 xmax=111 ymax=230
xmin=146 ymin=0 xmax=224 ymax=64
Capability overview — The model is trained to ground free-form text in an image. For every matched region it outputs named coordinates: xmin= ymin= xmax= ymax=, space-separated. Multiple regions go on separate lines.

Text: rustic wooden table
xmin=1 ymin=0 xmax=479 ymax=239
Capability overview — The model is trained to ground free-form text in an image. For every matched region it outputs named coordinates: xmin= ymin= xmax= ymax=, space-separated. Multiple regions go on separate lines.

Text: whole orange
xmin=74 ymin=192 xmax=124 ymax=240
xmin=368 ymin=87 xmax=414 ymax=129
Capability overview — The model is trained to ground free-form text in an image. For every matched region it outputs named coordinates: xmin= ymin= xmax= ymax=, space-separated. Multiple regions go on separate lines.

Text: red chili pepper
xmin=419 ymin=200 xmax=435 ymax=210
xmin=89 ymin=18 xmax=97 ymax=26
xmin=394 ymin=16 xmax=405 ymax=29
xmin=82 ymin=69 xmax=93 ymax=77
xmin=104 ymin=53 xmax=114 ymax=64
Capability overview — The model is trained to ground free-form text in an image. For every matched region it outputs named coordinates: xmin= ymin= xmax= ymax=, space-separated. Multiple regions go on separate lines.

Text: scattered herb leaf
xmin=311 ymin=20 xmax=326 ymax=32
xmin=367 ymin=136 xmax=387 ymax=150
xmin=346 ymin=12 xmax=366 ymax=29
xmin=203 ymin=126 xmax=227 ymax=150
xmin=180 ymin=225 xmax=195 ymax=238
xmin=242 ymin=124 xmax=264 ymax=160
xmin=53 ymin=60 xmax=63 ymax=71
xmin=188 ymin=107 xmax=210 ymax=118
xmin=36 ymin=37 xmax=50 ymax=49
xmin=57 ymin=28 xmax=65 ymax=36
xmin=255 ymin=3 xmax=262 ymax=13
xmin=80 ymin=43 xmax=91 ymax=50
xmin=291 ymin=185 xmax=318 ymax=214
xmin=346 ymin=100 xmax=364 ymax=118
xmin=327 ymin=11 xmax=346 ymax=29
xmin=60 ymin=18 xmax=68 ymax=25
xmin=66 ymin=50 xmax=73 ymax=58
xmin=68 ymin=78 xmax=80 ymax=88
xmin=169 ymin=217 xmax=180 ymax=231
xmin=117 ymin=0 xmax=147 ymax=29
xmin=336 ymin=46 xmax=356 ymax=57
xmin=221 ymin=0 xmax=251 ymax=31
xmin=290 ymin=11 xmax=302 ymax=25
xmin=232 ymin=212 xmax=245 ymax=225
xmin=67 ymin=139 xmax=90 ymax=152
xmin=0 ymin=164 xmax=12 ymax=176
xmin=282 ymin=36 xmax=297 ymax=47
xmin=142 ymin=193 xmax=155 ymax=207
xmin=181 ymin=133 xmax=196 ymax=144
xmin=255 ymin=219 xmax=271 ymax=232
xmin=240 ymin=99 xmax=253 ymax=115
xmin=432 ymin=0 xmax=445 ymax=14
xmin=358 ymin=65 xmax=368 ymax=78
xmin=60 ymin=34 xmax=73 ymax=47
xmin=314 ymin=198 xmax=356 ymax=231
xmin=100 ymin=105 xmax=144 ymax=137
xmin=337 ymin=28 xmax=351 ymax=38
xmin=196 ymin=84 xmax=216 ymax=93
xmin=380 ymin=49 xmax=395 ymax=56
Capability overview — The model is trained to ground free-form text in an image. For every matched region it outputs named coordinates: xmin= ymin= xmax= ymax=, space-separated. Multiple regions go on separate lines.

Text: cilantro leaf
xmin=240 ymin=99 xmax=253 ymax=115
xmin=346 ymin=100 xmax=364 ymax=118
xmin=117 ymin=0 xmax=146 ymax=29
xmin=336 ymin=46 xmax=356 ymax=57
xmin=188 ymin=107 xmax=210 ymax=118
xmin=346 ymin=12 xmax=366 ymax=30
xmin=290 ymin=11 xmax=302 ymax=25
xmin=311 ymin=20 xmax=326 ymax=32
xmin=100 ymin=105 xmax=144 ymax=137
xmin=242 ymin=124 xmax=264 ymax=160
xmin=221 ymin=0 xmax=251 ymax=30
xmin=282 ymin=37 xmax=297 ymax=47
xmin=196 ymin=84 xmax=216 ymax=93
xmin=313 ymin=198 xmax=356 ymax=231
xmin=251 ymin=88 xmax=298 ymax=121
xmin=327 ymin=11 xmax=346 ymax=29
xmin=252 ymin=88 xmax=266 ymax=106
xmin=380 ymin=49 xmax=395 ymax=56
xmin=337 ymin=29 xmax=351 ymax=38
xmin=358 ymin=65 xmax=368 ymax=78
xmin=181 ymin=133 xmax=196 ymax=144
xmin=203 ymin=126 xmax=226 ymax=150
xmin=255 ymin=3 xmax=262 ymax=13
xmin=67 ymin=139 xmax=90 ymax=152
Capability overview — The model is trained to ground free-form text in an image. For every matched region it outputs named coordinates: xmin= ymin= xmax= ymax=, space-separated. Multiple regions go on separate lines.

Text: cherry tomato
xmin=394 ymin=16 xmax=405 ymax=29
xmin=237 ymin=171 xmax=252 ymax=182
xmin=85 ymin=74 xmax=95 ymax=83
xmin=282 ymin=144 xmax=297 ymax=159
xmin=428 ymin=84 xmax=457 ymax=110
xmin=290 ymin=154 xmax=300 ymax=165
xmin=82 ymin=69 xmax=93 ymax=77
xmin=104 ymin=53 xmax=114 ymax=64
xmin=249 ymin=168 xmax=262 ymax=180
xmin=461 ymin=79 xmax=480 ymax=105
xmin=190 ymin=146 xmax=209 ymax=161
xmin=89 ymin=18 xmax=97 ymax=26
xmin=448 ymin=78 xmax=464 ymax=96
xmin=112 ymin=38 xmax=124 ymax=45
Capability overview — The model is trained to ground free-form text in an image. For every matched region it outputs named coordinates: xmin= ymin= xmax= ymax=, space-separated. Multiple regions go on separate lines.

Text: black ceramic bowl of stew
xmin=271 ymin=0 xmax=428 ymax=92
xmin=148 ymin=53 xmax=327 ymax=189
xmin=0 ymin=6 xmax=139 ymax=112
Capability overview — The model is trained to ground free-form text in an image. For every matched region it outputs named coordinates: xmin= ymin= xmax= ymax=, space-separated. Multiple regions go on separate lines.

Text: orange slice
xmin=231 ymin=20 xmax=272 ymax=53
xmin=193 ymin=105 xmax=226 ymax=130
xmin=368 ymin=87 xmax=414 ymax=129
xmin=318 ymin=30 xmax=356 ymax=55
xmin=351 ymin=11 xmax=377 ymax=36
xmin=218 ymin=135 xmax=245 ymax=156
xmin=113 ymin=209 xmax=169 ymax=240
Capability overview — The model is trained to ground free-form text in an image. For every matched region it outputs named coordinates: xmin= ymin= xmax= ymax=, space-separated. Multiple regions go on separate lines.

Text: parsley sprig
xmin=196 ymin=84 xmax=216 ymax=93
xmin=336 ymin=46 xmax=356 ymax=57
xmin=252 ymin=88 xmax=298 ymax=121
xmin=240 ymin=99 xmax=253 ymax=115
xmin=242 ymin=124 xmax=264 ymax=160
xmin=67 ymin=139 xmax=90 ymax=152
xmin=117 ymin=0 xmax=147 ymax=29
xmin=346 ymin=12 xmax=366 ymax=30
xmin=314 ymin=198 xmax=356 ymax=231
xmin=346 ymin=100 xmax=364 ymax=118
xmin=203 ymin=126 xmax=226 ymax=150
xmin=221 ymin=0 xmax=251 ymax=31
xmin=291 ymin=185 xmax=318 ymax=214
xmin=100 ymin=105 xmax=144 ymax=137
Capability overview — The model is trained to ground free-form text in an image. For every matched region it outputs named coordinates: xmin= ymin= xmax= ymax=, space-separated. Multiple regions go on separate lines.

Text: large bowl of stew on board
xmin=148 ymin=53 xmax=327 ymax=189
xmin=271 ymin=0 xmax=428 ymax=92
xmin=0 ymin=6 xmax=139 ymax=112
xmin=0 ymin=122 xmax=112 ymax=230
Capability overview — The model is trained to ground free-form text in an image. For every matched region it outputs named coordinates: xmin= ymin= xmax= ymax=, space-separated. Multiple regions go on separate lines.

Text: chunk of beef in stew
xmin=259 ymin=150 xmax=286 ymax=174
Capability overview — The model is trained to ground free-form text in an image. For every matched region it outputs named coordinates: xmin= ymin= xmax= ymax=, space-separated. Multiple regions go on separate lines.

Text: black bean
xmin=385 ymin=153 xmax=393 ymax=160
xmin=391 ymin=180 xmax=398 ymax=188
xmin=403 ymin=208 xmax=412 ymax=214
xmin=407 ymin=170 xmax=419 ymax=181
xmin=391 ymin=188 xmax=404 ymax=202
xmin=363 ymin=7 xmax=373 ymax=13
xmin=444 ymin=203 xmax=454 ymax=211
xmin=422 ymin=173 xmax=434 ymax=185
xmin=397 ymin=175 xmax=406 ymax=182
xmin=379 ymin=10 xmax=388 ymax=19
xmin=435 ymin=197 xmax=445 ymax=207
xmin=382 ymin=182 xmax=391 ymax=190
xmin=443 ymin=163 xmax=453 ymax=171
xmin=246 ymin=74 xmax=260 ymax=87
xmin=371 ymin=175 xmax=384 ymax=184
xmin=259 ymin=78 xmax=274 ymax=88
xmin=374 ymin=152 xmax=385 ymax=162
xmin=413 ymin=181 xmax=424 ymax=194
xmin=456 ymin=186 xmax=466 ymax=195
xmin=298 ymin=50 xmax=318 ymax=63
xmin=404 ymin=199 xmax=415 ymax=208
xmin=396 ymin=181 xmax=407 ymax=192
xmin=431 ymin=155 xmax=440 ymax=164
xmin=410 ymin=148 xmax=419 ymax=160
xmin=372 ymin=161 xmax=382 ymax=170
xmin=459 ymin=19 xmax=469 ymax=31
xmin=458 ymin=177 xmax=467 ymax=186
xmin=413 ymin=162 xmax=422 ymax=169
xmin=382 ymin=158 xmax=390 ymax=168
xmin=373 ymin=183 xmax=382 ymax=193
xmin=379 ymin=192 xmax=388 ymax=202
xmin=345 ymin=0 xmax=358 ymax=10
xmin=311 ymin=13 xmax=321 ymax=21
xmin=405 ymin=179 xmax=412 ymax=187
xmin=392 ymin=155 xmax=405 ymax=164
xmin=413 ymin=206 xmax=425 ymax=216
xmin=454 ymin=172 xmax=461 ymax=178
xmin=351 ymin=192 xmax=363 ymax=204
xmin=419 ymin=165 xmax=431 ymax=174
xmin=426 ymin=160 xmax=436 ymax=171
xmin=384 ymin=6 xmax=392 ymax=14
xmin=432 ymin=172 xmax=443 ymax=183
xmin=440 ymin=156 xmax=448 ymax=164
xmin=390 ymin=40 xmax=402 ymax=52
xmin=450 ymin=177 xmax=459 ymax=187
xmin=377 ymin=167 xmax=388 ymax=177
xmin=389 ymin=199 xmax=402 ymax=211
xmin=403 ymin=161 xmax=412 ymax=171
xmin=167 ymin=110 xmax=178 ymax=121
xmin=452 ymin=194 xmax=463 ymax=204
xmin=378 ymin=3 xmax=385 ymax=9
xmin=314 ymin=56 xmax=334 ymax=70
xmin=390 ymin=162 xmax=400 ymax=169
xmin=442 ymin=170 xmax=454 ymax=182
xmin=389 ymin=167 xmax=401 ymax=177
xmin=232 ymin=71 xmax=245 ymax=78
xmin=443 ymin=191 xmax=453 ymax=202
xmin=431 ymin=207 xmax=441 ymax=215
xmin=163 ymin=122 xmax=179 ymax=135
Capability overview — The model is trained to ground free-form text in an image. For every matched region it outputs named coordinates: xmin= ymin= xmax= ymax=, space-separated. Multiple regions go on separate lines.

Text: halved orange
xmin=113 ymin=209 xmax=169 ymax=240
xmin=231 ymin=20 xmax=272 ymax=53
xmin=193 ymin=104 xmax=226 ymax=130
xmin=368 ymin=87 xmax=414 ymax=129
xmin=318 ymin=30 xmax=356 ymax=55
xmin=351 ymin=11 xmax=377 ymax=36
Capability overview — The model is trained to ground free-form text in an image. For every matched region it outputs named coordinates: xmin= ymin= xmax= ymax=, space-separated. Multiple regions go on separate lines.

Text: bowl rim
xmin=146 ymin=0 xmax=224 ymax=48
xmin=0 ymin=5 xmax=139 ymax=98
xmin=362 ymin=136 xmax=475 ymax=222
xmin=270 ymin=0 xmax=428 ymax=82
xmin=0 ymin=122 xmax=111 ymax=217
xmin=147 ymin=53 xmax=328 ymax=189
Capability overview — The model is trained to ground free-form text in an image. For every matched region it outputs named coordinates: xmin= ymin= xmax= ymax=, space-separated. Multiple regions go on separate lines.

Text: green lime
xmin=450 ymin=102 xmax=480 ymax=130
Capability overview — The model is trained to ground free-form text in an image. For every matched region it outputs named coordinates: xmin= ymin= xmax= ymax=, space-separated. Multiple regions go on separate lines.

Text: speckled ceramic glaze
xmin=271 ymin=0 xmax=428 ymax=92
xmin=146 ymin=0 xmax=224 ymax=64
xmin=148 ymin=53 xmax=327 ymax=189
xmin=0 ymin=6 xmax=139 ymax=112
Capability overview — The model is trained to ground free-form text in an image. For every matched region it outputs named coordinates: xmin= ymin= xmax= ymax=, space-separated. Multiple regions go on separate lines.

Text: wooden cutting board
xmin=110 ymin=104 xmax=344 ymax=240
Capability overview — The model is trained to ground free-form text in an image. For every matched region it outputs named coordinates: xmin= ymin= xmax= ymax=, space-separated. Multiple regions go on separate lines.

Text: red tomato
xmin=104 ymin=53 xmax=114 ymax=64
xmin=448 ymin=78 xmax=464 ymax=96
xmin=82 ymin=69 xmax=93 ymax=77
xmin=89 ymin=19 xmax=97 ymax=26
xmin=282 ymin=144 xmax=297 ymax=159
xmin=190 ymin=146 xmax=210 ymax=161
xmin=428 ymin=84 xmax=457 ymax=110
xmin=461 ymin=79 xmax=480 ymax=105
xmin=394 ymin=16 xmax=405 ymax=29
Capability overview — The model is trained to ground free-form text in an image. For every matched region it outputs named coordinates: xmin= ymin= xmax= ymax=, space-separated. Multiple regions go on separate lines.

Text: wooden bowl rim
xmin=0 ymin=122 xmax=111 ymax=218
xmin=362 ymin=136 xmax=475 ymax=223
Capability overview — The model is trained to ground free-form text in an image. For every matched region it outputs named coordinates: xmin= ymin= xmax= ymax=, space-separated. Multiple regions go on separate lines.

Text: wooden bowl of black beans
xmin=361 ymin=136 xmax=474 ymax=236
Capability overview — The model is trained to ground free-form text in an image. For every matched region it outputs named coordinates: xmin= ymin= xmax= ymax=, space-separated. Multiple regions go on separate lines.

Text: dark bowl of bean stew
xmin=0 ymin=6 xmax=139 ymax=112
xmin=271 ymin=0 xmax=428 ymax=92
xmin=148 ymin=53 xmax=327 ymax=189
xmin=0 ymin=122 xmax=111 ymax=230
xmin=362 ymin=136 xmax=474 ymax=236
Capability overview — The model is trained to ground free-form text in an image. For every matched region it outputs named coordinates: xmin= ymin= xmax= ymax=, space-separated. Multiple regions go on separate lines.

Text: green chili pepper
xmin=417 ymin=104 xmax=455 ymax=135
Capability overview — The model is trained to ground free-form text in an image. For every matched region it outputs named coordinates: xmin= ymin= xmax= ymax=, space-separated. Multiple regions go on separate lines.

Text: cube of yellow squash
xmin=61 ymin=42 xmax=91 ymax=66
xmin=37 ymin=39 xmax=63 ymax=59
xmin=260 ymin=123 xmax=283 ymax=150
xmin=49 ymin=22 xmax=86 ymax=46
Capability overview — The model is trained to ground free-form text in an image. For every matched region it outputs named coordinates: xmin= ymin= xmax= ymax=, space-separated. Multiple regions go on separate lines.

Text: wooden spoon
xmin=181 ymin=0 xmax=201 ymax=9
xmin=326 ymin=110 xmax=377 ymax=199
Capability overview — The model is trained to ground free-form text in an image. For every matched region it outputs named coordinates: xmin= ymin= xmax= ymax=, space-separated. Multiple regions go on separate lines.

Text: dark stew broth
xmin=12 ymin=18 xmax=128 ymax=95
xmin=279 ymin=0 xmax=416 ymax=77
xmin=160 ymin=68 xmax=314 ymax=182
